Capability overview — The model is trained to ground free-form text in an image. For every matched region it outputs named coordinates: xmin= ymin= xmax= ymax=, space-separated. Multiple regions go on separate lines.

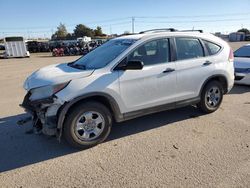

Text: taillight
xmin=229 ymin=48 xmax=234 ymax=62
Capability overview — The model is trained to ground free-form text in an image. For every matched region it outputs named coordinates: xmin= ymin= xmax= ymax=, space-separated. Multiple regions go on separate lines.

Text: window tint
xmin=203 ymin=40 xmax=221 ymax=55
xmin=128 ymin=39 xmax=169 ymax=66
xmin=175 ymin=38 xmax=204 ymax=60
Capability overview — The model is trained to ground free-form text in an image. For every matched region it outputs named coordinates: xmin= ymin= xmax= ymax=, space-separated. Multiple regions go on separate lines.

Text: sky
xmin=0 ymin=0 xmax=250 ymax=39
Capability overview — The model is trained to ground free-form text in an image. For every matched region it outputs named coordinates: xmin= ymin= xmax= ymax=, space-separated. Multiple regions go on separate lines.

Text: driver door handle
xmin=163 ymin=68 xmax=175 ymax=73
xmin=203 ymin=61 xmax=213 ymax=66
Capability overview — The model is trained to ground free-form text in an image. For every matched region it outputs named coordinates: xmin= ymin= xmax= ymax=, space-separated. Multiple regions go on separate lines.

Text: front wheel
xmin=63 ymin=101 xmax=112 ymax=149
xmin=198 ymin=81 xmax=223 ymax=113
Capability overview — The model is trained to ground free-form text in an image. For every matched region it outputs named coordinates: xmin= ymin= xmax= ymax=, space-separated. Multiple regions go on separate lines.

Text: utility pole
xmin=51 ymin=29 xmax=54 ymax=37
xmin=110 ymin=25 xmax=112 ymax=36
xmin=132 ymin=17 xmax=135 ymax=33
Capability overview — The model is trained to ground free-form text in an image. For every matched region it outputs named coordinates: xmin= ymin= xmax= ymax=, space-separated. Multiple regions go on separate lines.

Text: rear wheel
xmin=63 ymin=101 xmax=112 ymax=149
xmin=198 ymin=81 xmax=223 ymax=113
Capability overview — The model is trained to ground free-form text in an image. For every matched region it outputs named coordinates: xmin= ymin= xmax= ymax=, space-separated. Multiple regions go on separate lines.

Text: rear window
xmin=203 ymin=40 xmax=221 ymax=55
xmin=175 ymin=37 xmax=204 ymax=60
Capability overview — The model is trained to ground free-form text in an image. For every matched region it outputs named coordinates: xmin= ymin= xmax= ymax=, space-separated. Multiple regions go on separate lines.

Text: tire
xmin=197 ymin=80 xmax=223 ymax=113
xmin=63 ymin=101 xmax=112 ymax=149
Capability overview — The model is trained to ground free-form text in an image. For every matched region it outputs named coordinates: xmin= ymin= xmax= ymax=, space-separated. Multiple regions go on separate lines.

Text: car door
xmin=115 ymin=38 xmax=177 ymax=113
xmin=174 ymin=37 xmax=216 ymax=101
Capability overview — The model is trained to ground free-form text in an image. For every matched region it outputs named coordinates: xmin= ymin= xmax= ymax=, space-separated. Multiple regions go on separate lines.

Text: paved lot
xmin=0 ymin=44 xmax=250 ymax=187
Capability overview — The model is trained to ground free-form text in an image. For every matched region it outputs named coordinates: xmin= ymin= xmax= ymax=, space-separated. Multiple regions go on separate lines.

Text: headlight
xmin=29 ymin=81 xmax=70 ymax=101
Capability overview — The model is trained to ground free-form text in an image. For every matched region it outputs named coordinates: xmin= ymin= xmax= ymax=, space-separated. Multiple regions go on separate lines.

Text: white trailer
xmin=77 ymin=36 xmax=91 ymax=43
xmin=4 ymin=36 xmax=30 ymax=58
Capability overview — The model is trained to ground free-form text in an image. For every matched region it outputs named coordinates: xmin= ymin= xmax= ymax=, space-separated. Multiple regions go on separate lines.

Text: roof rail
xmin=139 ymin=28 xmax=177 ymax=34
xmin=179 ymin=30 xmax=203 ymax=33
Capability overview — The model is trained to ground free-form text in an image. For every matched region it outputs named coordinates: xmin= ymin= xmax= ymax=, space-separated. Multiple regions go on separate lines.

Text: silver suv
xmin=21 ymin=29 xmax=235 ymax=148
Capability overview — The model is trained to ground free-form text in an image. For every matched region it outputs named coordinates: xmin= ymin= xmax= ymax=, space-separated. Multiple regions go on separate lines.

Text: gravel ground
xmin=0 ymin=44 xmax=250 ymax=187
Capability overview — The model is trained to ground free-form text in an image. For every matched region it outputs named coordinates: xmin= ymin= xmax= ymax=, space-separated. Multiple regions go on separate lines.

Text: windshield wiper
xmin=68 ymin=62 xmax=86 ymax=70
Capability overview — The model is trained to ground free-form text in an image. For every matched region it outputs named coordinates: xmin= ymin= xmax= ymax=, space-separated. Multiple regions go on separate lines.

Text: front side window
xmin=127 ymin=39 xmax=170 ymax=66
xmin=175 ymin=37 xmax=204 ymax=60
xmin=234 ymin=46 xmax=250 ymax=58
xmin=203 ymin=40 xmax=221 ymax=55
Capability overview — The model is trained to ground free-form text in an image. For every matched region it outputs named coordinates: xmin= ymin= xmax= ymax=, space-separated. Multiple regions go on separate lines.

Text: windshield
xmin=72 ymin=39 xmax=136 ymax=69
xmin=234 ymin=46 xmax=250 ymax=58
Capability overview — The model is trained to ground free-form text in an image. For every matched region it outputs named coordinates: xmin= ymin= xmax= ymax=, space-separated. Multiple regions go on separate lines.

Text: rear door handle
xmin=163 ymin=68 xmax=175 ymax=73
xmin=203 ymin=61 xmax=213 ymax=66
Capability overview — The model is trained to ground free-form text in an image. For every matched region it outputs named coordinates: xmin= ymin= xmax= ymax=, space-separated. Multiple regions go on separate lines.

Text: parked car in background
xmin=0 ymin=44 xmax=5 ymax=50
xmin=27 ymin=41 xmax=50 ymax=53
xmin=234 ymin=44 xmax=250 ymax=85
xmin=20 ymin=29 xmax=234 ymax=149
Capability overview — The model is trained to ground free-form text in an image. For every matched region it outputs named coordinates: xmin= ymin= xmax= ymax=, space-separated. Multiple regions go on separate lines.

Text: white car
xmin=20 ymin=29 xmax=234 ymax=148
xmin=234 ymin=44 xmax=250 ymax=85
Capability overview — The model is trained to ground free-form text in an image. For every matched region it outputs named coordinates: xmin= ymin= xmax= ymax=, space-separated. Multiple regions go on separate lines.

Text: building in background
xmin=229 ymin=32 xmax=246 ymax=42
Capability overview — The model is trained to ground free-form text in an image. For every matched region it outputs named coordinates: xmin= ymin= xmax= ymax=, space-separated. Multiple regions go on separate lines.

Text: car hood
xmin=234 ymin=57 xmax=250 ymax=69
xmin=24 ymin=63 xmax=94 ymax=90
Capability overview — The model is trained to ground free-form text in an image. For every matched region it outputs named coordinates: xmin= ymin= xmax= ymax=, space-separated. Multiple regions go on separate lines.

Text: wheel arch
xmin=57 ymin=92 xmax=123 ymax=136
xmin=199 ymin=74 xmax=228 ymax=96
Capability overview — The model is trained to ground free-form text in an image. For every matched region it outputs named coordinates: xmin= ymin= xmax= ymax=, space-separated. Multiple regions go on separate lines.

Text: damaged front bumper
xmin=19 ymin=92 xmax=65 ymax=137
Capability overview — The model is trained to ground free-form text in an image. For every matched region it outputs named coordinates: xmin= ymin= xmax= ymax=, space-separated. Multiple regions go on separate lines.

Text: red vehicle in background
xmin=52 ymin=47 xmax=64 ymax=56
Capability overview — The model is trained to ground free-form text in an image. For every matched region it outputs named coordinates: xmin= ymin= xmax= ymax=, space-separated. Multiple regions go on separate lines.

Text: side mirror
xmin=116 ymin=60 xmax=144 ymax=70
xmin=125 ymin=60 xmax=144 ymax=70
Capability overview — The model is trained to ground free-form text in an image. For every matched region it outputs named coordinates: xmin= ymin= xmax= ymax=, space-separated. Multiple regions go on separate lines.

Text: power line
xmin=1 ymin=11 xmax=249 ymax=30
xmin=0 ymin=18 xmax=131 ymax=30
xmin=0 ymin=22 xmax=132 ymax=36
xmin=135 ymin=12 xmax=250 ymax=19
xmin=84 ymin=17 xmax=131 ymax=25
xmin=1 ymin=11 xmax=249 ymax=37
xmin=136 ymin=18 xmax=250 ymax=24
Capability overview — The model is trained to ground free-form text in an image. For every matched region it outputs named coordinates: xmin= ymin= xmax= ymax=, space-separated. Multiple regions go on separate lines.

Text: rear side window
xmin=175 ymin=38 xmax=204 ymax=60
xmin=203 ymin=40 xmax=221 ymax=55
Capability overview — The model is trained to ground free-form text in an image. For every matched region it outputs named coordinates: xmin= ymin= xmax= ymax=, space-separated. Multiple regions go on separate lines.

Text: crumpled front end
xmin=19 ymin=62 xmax=95 ymax=137
xmin=20 ymin=92 xmax=65 ymax=136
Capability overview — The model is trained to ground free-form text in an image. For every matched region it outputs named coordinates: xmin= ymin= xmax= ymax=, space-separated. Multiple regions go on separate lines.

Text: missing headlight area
xmin=29 ymin=82 xmax=70 ymax=101
xmin=18 ymin=92 xmax=65 ymax=136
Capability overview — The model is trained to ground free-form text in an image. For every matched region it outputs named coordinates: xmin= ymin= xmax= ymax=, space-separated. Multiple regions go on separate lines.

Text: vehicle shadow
xmin=228 ymin=85 xmax=250 ymax=95
xmin=0 ymin=114 xmax=78 ymax=173
xmin=0 ymin=105 xmax=203 ymax=173
xmin=109 ymin=106 xmax=202 ymax=141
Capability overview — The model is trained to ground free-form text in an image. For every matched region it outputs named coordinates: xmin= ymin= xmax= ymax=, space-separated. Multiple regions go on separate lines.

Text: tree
xmin=51 ymin=23 xmax=107 ymax=40
xmin=65 ymin=33 xmax=75 ymax=40
xmin=52 ymin=23 xmax=68 ymax=40
xmin=74 ymin=24 xmax=94 ymax=38
xmin=237 ymin=28 xmax=250 ymax=34
xmin=94 ymin=26 xmax=103 ymax=36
